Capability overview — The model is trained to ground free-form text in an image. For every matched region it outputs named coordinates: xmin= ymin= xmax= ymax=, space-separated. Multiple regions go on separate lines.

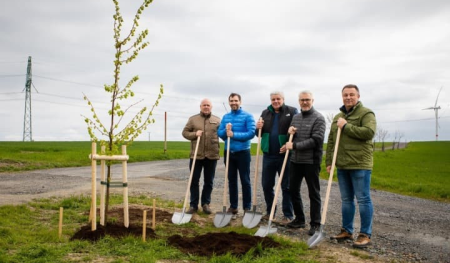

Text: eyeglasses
xmin=299 ymin=99 xmax=311 ymax=102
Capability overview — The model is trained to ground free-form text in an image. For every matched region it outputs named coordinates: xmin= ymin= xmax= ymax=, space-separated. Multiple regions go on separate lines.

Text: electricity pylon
xmin=23 ymin=56 xmax=33 ymax=142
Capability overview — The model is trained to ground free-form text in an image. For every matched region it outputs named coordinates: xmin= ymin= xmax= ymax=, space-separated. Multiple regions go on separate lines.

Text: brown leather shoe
xmin=202 ymin=204 xmax=212 ymax=214
xmin=330 ymin=228 xmax=353 ymax=241
xmin=186 ymin=207 xmax=197 ymax=214
xmin=353 ymin=233 xmax=371 ymax=248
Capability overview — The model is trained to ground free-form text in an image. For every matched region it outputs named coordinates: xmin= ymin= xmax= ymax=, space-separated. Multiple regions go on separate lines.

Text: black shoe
xmin=308 ymin=224 xmax=321 ymax=236
xmin=227 ymin=207 xmax=238 ymax=220
xmin=287 ymin=218 xmax=305 ymax=229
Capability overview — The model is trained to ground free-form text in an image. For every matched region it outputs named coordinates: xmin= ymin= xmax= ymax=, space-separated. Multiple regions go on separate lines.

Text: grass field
xmin=0 ymin=141 xmax=192 ymax=172
xmin=371 ymin=142 xmax=450 ymax=202
xmin=1 ymin=141 xmax=449 ymax=202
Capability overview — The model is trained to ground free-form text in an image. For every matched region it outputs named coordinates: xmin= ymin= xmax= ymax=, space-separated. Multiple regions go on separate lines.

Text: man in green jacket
xmin=326 ymin=84 xmax=376 ymax=248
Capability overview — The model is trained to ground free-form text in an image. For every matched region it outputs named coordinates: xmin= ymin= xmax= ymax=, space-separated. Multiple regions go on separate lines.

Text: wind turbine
xmin=423 ymin=87 xmax=443 ymax=141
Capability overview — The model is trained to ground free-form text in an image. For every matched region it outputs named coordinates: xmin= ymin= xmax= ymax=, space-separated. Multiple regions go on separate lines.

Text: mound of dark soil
xmin=167 ymin=231 xmax=280 ymax=257
xmin=71 ymin=206 xmax=169 ymax=242
xmin=71 ymin=206 xmax=280 ymax=258
xmin=70 ymin=223 xmax=156 ymax=241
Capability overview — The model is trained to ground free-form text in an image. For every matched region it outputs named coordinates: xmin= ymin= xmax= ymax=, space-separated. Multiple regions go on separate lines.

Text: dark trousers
xmin=223 ymin=149 xmax=252 ymax=210
xmin=261 ymin=154 xmax=293 ymax=218
xmin=289 ymin=162 xmax=322 ymax=226
xmin=189 ymin=158 xmax=217 ymax=209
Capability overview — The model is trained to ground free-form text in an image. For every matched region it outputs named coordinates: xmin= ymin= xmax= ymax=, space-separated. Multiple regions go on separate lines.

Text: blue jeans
xmin=262 ymin=154 xmax=293 ymax=218
xmin=224 ymin=149 xmax=252 ymax=210
xmin=189 ymin=158 xmax=217 ymax=209
xmin=337 ymin=169 xmax=373 ymax=236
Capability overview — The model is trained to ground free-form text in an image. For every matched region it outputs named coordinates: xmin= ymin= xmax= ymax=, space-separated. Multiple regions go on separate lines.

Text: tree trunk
xmin=105 ymin=165 xmax=111 ymax=226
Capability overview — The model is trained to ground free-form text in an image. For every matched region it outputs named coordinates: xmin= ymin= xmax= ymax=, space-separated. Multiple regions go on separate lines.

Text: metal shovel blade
xmin=254 ymin=221 xmax=277 ymax=237
xmin=171 ymin=210 xmax=192 ymax=225
xmin=214 ymin=206 xmax=232 ymax=228
xmin=242 ymin=206 xmax=263 ymax=229
xmin=307 ymin=225 xmax=325 ymax=248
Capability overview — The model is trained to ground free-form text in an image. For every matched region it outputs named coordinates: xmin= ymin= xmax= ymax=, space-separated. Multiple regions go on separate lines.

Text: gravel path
xmin=1 ymin=158 xmax=449 ymax=262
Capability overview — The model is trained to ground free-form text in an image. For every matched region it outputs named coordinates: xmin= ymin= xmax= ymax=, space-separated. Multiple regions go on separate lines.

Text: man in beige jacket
xmin=182 ymin=98 xmax=221 ymax=214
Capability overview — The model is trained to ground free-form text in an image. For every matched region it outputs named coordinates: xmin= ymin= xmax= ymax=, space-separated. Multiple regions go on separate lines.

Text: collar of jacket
xmin=301 ymin=106 xmax=315 ymax=116
xmin=231 ymin=107 xmax=243 ymax=114
xmin=340 ymin=101 xmax=362 ymax=115
xmin=200 ymin=112 xmax=211 ymax=118
xmin=267 ymin=104 xmax=286 ymax=113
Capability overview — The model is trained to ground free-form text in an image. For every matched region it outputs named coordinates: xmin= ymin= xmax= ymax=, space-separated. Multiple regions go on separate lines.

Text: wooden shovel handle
xmin=252 ymin=118 xmax=263 ymax=205
xmin=268 ymin=133 xmax=294 ymax=221
xmin=320 ymin=127 xmax=341 ymax=225
xmin=182 ymin=135 xmax=201 ymax=210
xmin=223 ymin=136 xmax=231 ymax=207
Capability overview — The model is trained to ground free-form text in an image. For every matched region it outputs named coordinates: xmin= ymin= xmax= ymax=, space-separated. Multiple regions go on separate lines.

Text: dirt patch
xmin=71 ymin=205 xmax=280 ymax=258
xmin=167 ymin=231 xmax=280 ymax=257
xmin=106 ymin=205 xmax=174 ymax=224
xmin=0 ymin=159 xmax=25 ymax=169
xmin=70 ymin=223 xmax=157 ymax=241
xmin=71 ymin=206 xmax=166 ymax=241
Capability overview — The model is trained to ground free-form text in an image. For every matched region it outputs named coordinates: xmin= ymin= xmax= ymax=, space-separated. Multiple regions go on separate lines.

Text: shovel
xmin=255 ymin=133 xmax=293 ymax=237
xmin=172 ymin=134 xmax=201 ymax=225
xmin=308 ymin=127 xmax=341 ymax=248
xmin=243 ymin=120 xmax=263 ymax=228
xmin=214 ymin=136 xmax=232 ymax=228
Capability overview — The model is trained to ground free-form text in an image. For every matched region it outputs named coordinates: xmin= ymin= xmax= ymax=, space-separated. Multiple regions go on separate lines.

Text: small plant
xmin=83 ymin=0 xmax=163 ymax=222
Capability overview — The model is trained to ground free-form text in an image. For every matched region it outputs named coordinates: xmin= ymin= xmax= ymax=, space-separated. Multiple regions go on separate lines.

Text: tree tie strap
xmin=100 ymin=181 xmax=128 ymax=188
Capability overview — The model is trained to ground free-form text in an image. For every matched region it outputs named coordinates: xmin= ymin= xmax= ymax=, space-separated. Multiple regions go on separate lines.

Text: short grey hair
xmin=299 ymin=90 xmax=314 ymax=99
xmin=270 ymin=91 xmax=284 ymax=99
xmin=200 ymin=98 xmax=212 ymax=106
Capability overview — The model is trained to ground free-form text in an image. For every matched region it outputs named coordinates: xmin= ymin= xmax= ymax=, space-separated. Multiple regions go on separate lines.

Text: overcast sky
xmin=1 ymin=0 xmax=449 ymax=143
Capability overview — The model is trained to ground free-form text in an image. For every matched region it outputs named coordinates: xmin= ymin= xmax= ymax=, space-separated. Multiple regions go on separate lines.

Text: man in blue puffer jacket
xmin=218 ymin=93 xmax=256 ymax=219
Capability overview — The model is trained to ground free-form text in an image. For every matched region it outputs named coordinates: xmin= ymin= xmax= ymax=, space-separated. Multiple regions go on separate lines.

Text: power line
xmin=33 ymin=75 xmax=102 ymax=88
xmin=0 ymin=61 xmax=27 ymax=64
xmin=0 ymin=74 xmax=25 ymax=78
xmin=380 ymin=116 xmax=450 ymax=123
xmin=0 ymin=92 xmax=22 ymax=95
xmin=0 ymin=99 xmax=22 ymax=102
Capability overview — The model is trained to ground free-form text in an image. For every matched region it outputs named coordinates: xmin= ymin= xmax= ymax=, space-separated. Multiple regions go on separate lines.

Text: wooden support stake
xmin=58 ymin=207 xmax=63 ymax=239
xmin=122 ymin=145 xmax=129 ymax=228
xmin=90 ymin=142 xmax=97 ymax=231
xmin=142 ymin=210 xmax=147 ymax=242
xmin=100 ymin=146 xmax=106 ymax=226
xmin=152 ymin=199 xmax=156 ymax=230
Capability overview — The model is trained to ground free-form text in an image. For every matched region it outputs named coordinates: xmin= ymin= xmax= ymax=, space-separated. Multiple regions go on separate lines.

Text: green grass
xmin=0 ymin=141 xmax=192 ymax=172
xmin=0 ymin=141 xmax=261 ymax=173
xmin=0 ymin=195 xmax=318 ymax=263
xmin=370 ymin=142 xmax=450 ymax=202
xmin=319 ymin=141 xmax=450 ymax=203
